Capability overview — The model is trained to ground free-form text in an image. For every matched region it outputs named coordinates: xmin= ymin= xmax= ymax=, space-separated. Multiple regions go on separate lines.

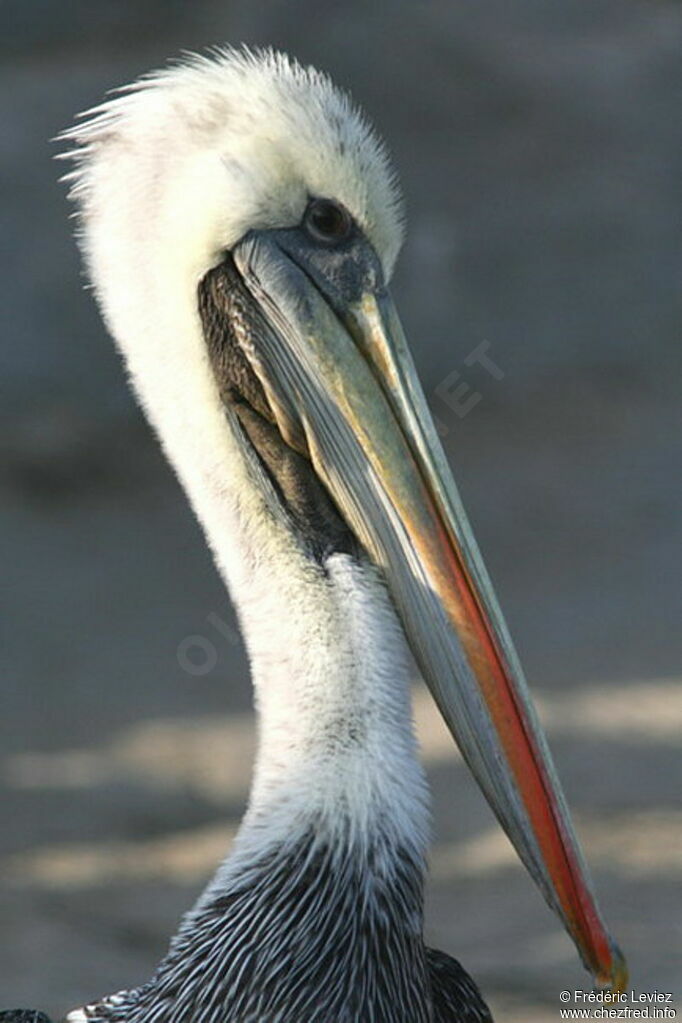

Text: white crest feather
xmin=59 ymin=46 xmax=404 ymax=280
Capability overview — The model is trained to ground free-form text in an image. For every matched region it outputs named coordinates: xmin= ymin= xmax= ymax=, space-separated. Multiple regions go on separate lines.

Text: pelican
xmin=47 ymin=48 xmax=625 ymax=1021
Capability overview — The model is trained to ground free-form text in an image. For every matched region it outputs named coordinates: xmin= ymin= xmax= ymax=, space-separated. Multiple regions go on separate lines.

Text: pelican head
xmin=61 ymin=48 xmax=625 ymax=996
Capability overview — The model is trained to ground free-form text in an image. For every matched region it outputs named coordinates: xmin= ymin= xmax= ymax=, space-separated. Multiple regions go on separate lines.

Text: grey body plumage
xmin=70 ymin=830 xmax=490 ymax=1022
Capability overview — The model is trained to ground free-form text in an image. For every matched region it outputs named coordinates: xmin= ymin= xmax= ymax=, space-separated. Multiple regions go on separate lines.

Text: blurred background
xmin=2 ymin=1 xmax=681 ymax=1019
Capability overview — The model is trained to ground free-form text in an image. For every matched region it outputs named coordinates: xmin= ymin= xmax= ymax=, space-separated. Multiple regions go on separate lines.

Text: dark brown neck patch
xmin=198 ymin=258 xmax=360 ymax=564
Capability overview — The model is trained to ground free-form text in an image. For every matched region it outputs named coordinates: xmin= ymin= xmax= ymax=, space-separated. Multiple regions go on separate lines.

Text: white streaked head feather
xmin=57 ymin=49 xmax=404 ymax=603
xmin=60 ymin=46 xmax=403 ymax=287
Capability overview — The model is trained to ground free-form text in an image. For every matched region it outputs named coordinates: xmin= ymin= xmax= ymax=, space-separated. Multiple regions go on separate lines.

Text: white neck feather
xmin=240 ymin=550 xmax=429 ymax=849
xmin=64 ymin=50 xmax=427 ymax=875
xmin=209 ymin=414 xmax=429 ymax=864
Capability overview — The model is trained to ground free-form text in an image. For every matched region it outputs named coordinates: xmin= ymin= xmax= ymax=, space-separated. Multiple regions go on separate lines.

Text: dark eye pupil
xmin=305 ymin=199 xmax=351 ymax=242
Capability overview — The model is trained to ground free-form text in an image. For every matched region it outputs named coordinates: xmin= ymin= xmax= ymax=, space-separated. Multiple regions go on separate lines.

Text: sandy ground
xmin=2 ymin=2 xmax=681 ymax=1020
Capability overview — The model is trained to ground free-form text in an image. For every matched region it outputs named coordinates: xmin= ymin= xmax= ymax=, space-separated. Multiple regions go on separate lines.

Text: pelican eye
xmin=303 ymin=198 xmax=353 ymax=244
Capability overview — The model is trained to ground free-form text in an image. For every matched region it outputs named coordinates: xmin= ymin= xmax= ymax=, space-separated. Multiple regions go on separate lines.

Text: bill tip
xmin=595 ymin=942 xmax=628 ymax=994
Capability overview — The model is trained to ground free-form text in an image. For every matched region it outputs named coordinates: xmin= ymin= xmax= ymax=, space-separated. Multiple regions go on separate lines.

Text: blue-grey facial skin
xmin=265 ymin=219 xmax=385 ymax=317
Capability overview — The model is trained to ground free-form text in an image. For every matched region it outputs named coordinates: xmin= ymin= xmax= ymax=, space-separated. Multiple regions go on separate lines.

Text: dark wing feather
xmin=427 ymin=947 xmax=494 ymax=1023
xmin=0 ymin=1013 xmax=54 ymax=1023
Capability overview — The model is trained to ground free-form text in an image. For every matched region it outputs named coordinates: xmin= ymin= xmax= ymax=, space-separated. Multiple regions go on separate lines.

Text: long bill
xmin=231 ymin=232 xmax=627 ymax=992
